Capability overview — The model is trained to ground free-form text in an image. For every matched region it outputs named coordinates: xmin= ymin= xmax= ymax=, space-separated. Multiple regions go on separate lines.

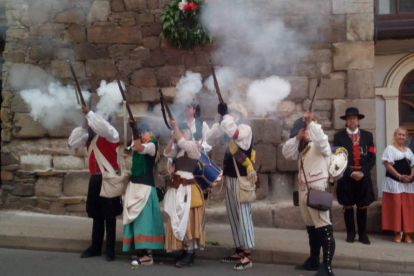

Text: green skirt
xmin=123 ymin=187 xmax=165 ymax=251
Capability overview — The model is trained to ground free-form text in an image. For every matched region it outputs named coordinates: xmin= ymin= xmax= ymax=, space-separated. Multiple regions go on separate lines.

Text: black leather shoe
xmin=358 ymin=234 xmax=371 ymax=245
xmin=81 ymin=246 xmax=101 ymax=258
xmin=176 ymin=252 xmax=195 ymax=268
xmin=106 ymin=248 xmax=115 ymax=261
xmin=346 ymin=232 xmax=355 ymax=243
xmin=295 ymin=257 xmax=319 ymax=271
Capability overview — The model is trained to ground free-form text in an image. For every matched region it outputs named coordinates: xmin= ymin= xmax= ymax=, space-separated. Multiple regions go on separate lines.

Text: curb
xmin=1 ymin=234 xmax=413 ymax=274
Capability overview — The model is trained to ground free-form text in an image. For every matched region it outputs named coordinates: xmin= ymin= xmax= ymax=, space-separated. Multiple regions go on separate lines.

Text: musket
xmin=209 ymin=59 xmax=225 ymax=104
xmin=158 ymin=87 xmax=173 ymax=130
xmin=67 ymin=60 xmax=86 ymax=106
xmin=116 ymin=78 xmax=135 ymax=122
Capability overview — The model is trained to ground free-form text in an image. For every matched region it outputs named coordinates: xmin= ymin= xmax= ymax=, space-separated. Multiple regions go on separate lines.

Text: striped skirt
xmin=226 ymin=177 xmax=255 ymax=249
xmin=122 ymin=187 xmax=165 ymax=251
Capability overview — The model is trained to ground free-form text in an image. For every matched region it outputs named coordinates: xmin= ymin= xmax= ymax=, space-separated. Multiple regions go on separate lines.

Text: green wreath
xmin=160 ymin=0 xmax=212 ymax=49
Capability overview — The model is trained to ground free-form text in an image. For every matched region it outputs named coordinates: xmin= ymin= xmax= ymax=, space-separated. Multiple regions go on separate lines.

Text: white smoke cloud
xmin=174 ymin=71 xmax=203 ymax=105
xmin=247 ymin=76 xmax=291 ymax=117
xmin=20 ymin=82 xmax=91 ymax=130
xmin=204 ymin=66 xmax=239 ymax=94
xmin=95 ymin=80 xmax=124 ymax=120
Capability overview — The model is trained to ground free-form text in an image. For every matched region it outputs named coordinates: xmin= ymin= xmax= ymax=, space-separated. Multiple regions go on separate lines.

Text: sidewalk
xmin=0 ymin=211 xmax=413 ymax=274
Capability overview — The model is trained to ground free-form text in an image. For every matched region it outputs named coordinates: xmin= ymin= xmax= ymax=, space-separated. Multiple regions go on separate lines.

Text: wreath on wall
xmin=160 ymin=0 xmax=212 ymax=49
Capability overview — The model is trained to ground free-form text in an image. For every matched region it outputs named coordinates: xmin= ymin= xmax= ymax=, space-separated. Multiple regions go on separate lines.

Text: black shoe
xmin=295 ymin=257 xmax=320 ymax=271
xmin=346 ymin=233 xmax=356 ymax=243
xmin=81 ymin=246 xmax=101 ymax=258
xmin=357 ymin=208 xmax=370 ymax=245
xmin=314 ymin=264 xmax=335 ymax=276
xmin=176 ymin=252 xmax=195 ymax=268
xmin=106 ymin=248 xmax=115 ymax=261
xmin=358 ymin=234 xmax=371 ymax=245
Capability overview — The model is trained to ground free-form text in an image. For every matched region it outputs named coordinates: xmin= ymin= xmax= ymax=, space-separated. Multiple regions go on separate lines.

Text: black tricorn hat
xmin=289 ymin=117 xmax=305 ymax=138
xmin=340 ymin=107 xmax=365 ymax=120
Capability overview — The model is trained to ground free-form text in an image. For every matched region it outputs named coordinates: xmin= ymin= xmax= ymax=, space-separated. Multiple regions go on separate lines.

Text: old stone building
xmin=0 ymin=0 xmax=392 ymax=232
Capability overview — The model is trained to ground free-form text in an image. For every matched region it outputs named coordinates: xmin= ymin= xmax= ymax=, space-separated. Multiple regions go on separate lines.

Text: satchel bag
xmin=300 ymin=157 xmax=332 ymax=211
xmin=233 ymin=157 xmax=256 ymax=203
xmin=89 ymin=137 xmax=131 ymax=198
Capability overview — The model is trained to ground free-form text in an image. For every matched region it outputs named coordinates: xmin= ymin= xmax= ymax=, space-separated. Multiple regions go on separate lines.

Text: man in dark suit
xmin=334 ymin=107 xmax=376 ymax=245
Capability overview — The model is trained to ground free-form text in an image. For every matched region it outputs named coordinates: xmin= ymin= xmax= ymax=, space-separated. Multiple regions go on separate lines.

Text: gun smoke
xmin=95 ymin=80 xmax=124 ymax=120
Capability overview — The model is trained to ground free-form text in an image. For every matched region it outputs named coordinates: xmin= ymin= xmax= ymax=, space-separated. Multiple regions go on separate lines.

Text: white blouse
xmin=381 ymin=145 xmax=414 ymax=194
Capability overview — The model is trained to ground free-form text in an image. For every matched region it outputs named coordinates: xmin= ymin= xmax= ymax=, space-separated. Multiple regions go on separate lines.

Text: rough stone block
xmin=4 ymin=195 xmax=38 ymax=209
xmin=85 ymin=60 xmax=117 ymax=78
xmin=320 ymin=27 xmax=346 ymax=44
xmin=131 ymin=68 xmax=157 ymax=87
xmin=301 ymin=49 xmax=332 ymax=63
xmin=64 ymin=25 xmax=86 ymax=43
xmin=303 ymin=99 xmax=333 ymax=111
xmin=21 ymin=155 xmax=52 ymax=171
xmin=29 ymin=2 xmax=51 ymax=24
xmin=252 ymin=204 xmax=273 ymax=227
xmin=276 ymin=144 xmax=298 ymax=172
xmin=8 ymin=139 xmax=76 ymax=156
xmin=47 ymin=122 xmax=78 ymax=138
xmin=51 ymin=60 xmax=86 ymax=79
xmin=136 ymin=13 xmax=154 ymax=24
xmin=12 ymin=183 xmax=35 ymax=197
xmin=130 ymin=103 xmax=149 ymax=117
xmin=87 ymin=26 xmax=142 ymax=44
xmin=332 ymin=0 xmax=373 ymax=14
xmin=53 ymin=156 xmax=85 ymax=170
xmin=59 ymin=196 xmax=85 ymax=205
xmin=333 ymin=42 xmax=374 ymax=70
xmin=347 ymin=13 xmax=374 ymax=42
xmin=255 ymin=144 xmax=277 ymax=173
xmin=140 ymin=87 xmax=159 ymax=102
xmin=277 ymin=101 xmax=297 ymax=116
xmin=142 ymin=51 xmax=167 ymax=67
xmin=272 ymin=201 xmax=305 ymax=229
xmin=74 ymin=44 xmax=97 ymax=60
xmin=118 ymin=60 xmax=142 ymax=72
xmin=347 ymin=69 xmax=375 ymax=99
xmin=125 ymin=86 xmax=141 ymax=103
xmin=1 ymin=152 xmax=20 ymax=166
xmin=124 ymin=0 xmax=146 ymax=11
xmin=13 ymin=113 xmax=48 ymax=138
xmin=108 ymin=44 xmax=133 ymax=59
xmin=35 ymin=177 xmax=63 ymax=197
xmin=54 ymin=48 xmax=76 ymax=61
xmin=63 ymin=171 xmax=90 ymax=197
xmin=11 ymin=94 xmax=30 ymax=113
xmin=130 ymin=46 xmax=151 ymax=60
xmin=110 ymin=0 xmax=125 ymax=12
xmin=284 ymin=76 xmax=309 ymax=102
xmin=333 ymin=99 xmax=376 ymax=130
xmin=55 ymin=8 xmax=85 ymax=23
xmin=49 ymin=202 xmax=66 ymax=215
xmin=269 ymin=173 xmax=295 ymax=201
xmin=309 ymin=78 xmax=345 ymax=100
xmin=66 ymin=203 xmax=86 ymax=212
xmin=157 ymin=66 xmax=186 ymax=77
xmin=1 ymin=171 xmax=14 ymax=181
xmin=143 ymin=37 xmax=160 ymax=50
xmin=256 ymin=173 xmax=269 ymax=200
xmin=6 ymin=28 xmax=29 ymax=40
xmin=87 ymin=0 xmax=110 ymax=23
xmin=248 ymin=118 xmax=282 ymax=145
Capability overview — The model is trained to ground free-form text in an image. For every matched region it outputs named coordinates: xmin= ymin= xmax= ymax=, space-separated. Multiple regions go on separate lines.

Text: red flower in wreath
xmin=183 ymin=2 xmax=199 ymax=11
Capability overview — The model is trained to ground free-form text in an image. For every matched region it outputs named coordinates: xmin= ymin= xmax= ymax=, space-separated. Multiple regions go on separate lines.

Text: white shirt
xmin=68 ymin=111 xmax=119 ymax=148
xmin=187 ymin=118 xmax=212 ymax=153
xmin=346 ymin=127 xmax=359 ymax=135
xmin=381 ymin=145 xmax=414 ymax=194
xmin=206 ymin=114 xmax=252 ymax=151
xmin=164 ymin=137 xmax=201 ymax=179
xmin=133 ymin=142 xmax=156 ymax=157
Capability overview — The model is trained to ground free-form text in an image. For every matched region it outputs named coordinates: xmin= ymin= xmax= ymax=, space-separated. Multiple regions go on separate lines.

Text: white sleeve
xmin=85 ymin=111 xmax=119 ymax=143
xmin=137 ymin=143 xmax=156 ymax=157
xmin=381 ymin=146 xmax=394 ymax=164
xmin=409 ymin=149 xmax=414 ymax=167
xmin=164 ymin=143 xmax=178 ymax=159
xmin=201 ymin=121 xmax=212 ymax=153
xmin=177 ymin=137 xmax=201 ymax=160
xmin=68 ymin=126 xmax=88 ymax=148
xmin=220 ymin=115 xmax=252 ymax=151
xmin=309 ymin=122 xmax=331 ymax=157
xmin=206 ymin=123 xmax=223 ymax=147
xmin=282 ymin=138 xmax=300 ymax=161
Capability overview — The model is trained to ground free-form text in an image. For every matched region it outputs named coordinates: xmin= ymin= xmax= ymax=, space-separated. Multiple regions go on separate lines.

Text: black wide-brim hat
xmin=290 ymin=117 xmax=305 ymax=138
xmin=340 ymin=107 xmax=365 ymax=120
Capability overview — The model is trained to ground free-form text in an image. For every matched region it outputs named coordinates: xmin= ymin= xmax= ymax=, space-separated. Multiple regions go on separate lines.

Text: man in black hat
xmin=334 ymin=107 xmax=376 ymax=245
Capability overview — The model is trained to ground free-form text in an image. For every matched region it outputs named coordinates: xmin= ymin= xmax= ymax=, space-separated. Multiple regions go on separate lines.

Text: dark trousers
xmin=91 ymin=218 xmax=116 ymax=252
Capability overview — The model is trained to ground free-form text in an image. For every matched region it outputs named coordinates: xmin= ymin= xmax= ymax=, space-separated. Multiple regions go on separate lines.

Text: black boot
xmin=343 ymin=208 xmax=355 ymax=243
xmin=176 ymin=251 xmax=195 ymax=268
xmin=105 ymin=218 xmax=116 ymax=261
xmin=314 ymin=225 xmax=336 ymax=276
xmin=295 ymin=226 xmax=320 ymax=271
xmin=357 ymin=208 xmax=370 ymax=245
xmin=81 ymin=219 xmax=104 ymax=258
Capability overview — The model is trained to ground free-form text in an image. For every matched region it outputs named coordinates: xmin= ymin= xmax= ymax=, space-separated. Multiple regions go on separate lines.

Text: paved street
xmin=0 ymin=248 xmax=412 ymax=276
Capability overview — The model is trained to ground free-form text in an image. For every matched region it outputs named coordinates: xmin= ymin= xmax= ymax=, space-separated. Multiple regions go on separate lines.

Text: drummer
xmin=206 ymin=102 xmax=256 ymax=271
xmin=167 ymin=99 xmax=211 ymax=176
xmin=163 ymin=119 xmax=206 ymax=268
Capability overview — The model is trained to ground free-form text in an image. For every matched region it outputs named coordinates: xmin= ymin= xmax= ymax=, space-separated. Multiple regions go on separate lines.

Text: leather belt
xmin=349 ymin=165 xmax=362 ymax=170
xmin=169 ymin=174 xmax=196 ymax=188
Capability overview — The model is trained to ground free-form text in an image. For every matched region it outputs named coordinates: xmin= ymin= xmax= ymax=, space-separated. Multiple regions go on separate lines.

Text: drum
xmin=193 ymin=152 xmax=223 ymax=190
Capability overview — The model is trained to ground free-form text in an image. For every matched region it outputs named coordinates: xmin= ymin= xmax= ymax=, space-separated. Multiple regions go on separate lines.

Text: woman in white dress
xmin=381 ymin=127 xmax=414 ymax=243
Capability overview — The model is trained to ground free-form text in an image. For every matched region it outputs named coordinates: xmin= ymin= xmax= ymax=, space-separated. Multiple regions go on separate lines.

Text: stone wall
xmin=0 ymin=0 xmax=377 ymax=223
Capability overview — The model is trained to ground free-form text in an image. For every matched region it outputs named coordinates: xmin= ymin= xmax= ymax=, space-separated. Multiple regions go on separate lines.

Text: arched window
xmin=399 ymin=70 xmax=414 ymax=135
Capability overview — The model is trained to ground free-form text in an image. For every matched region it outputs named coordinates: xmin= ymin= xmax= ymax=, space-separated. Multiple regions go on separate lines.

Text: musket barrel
xmin=67 ymin=60 xmax=86 ymax=106
xmin=116 ymin=78 xmax=135 ymax=121
xmin=209 ymin=59 xmax=225 ymax=104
